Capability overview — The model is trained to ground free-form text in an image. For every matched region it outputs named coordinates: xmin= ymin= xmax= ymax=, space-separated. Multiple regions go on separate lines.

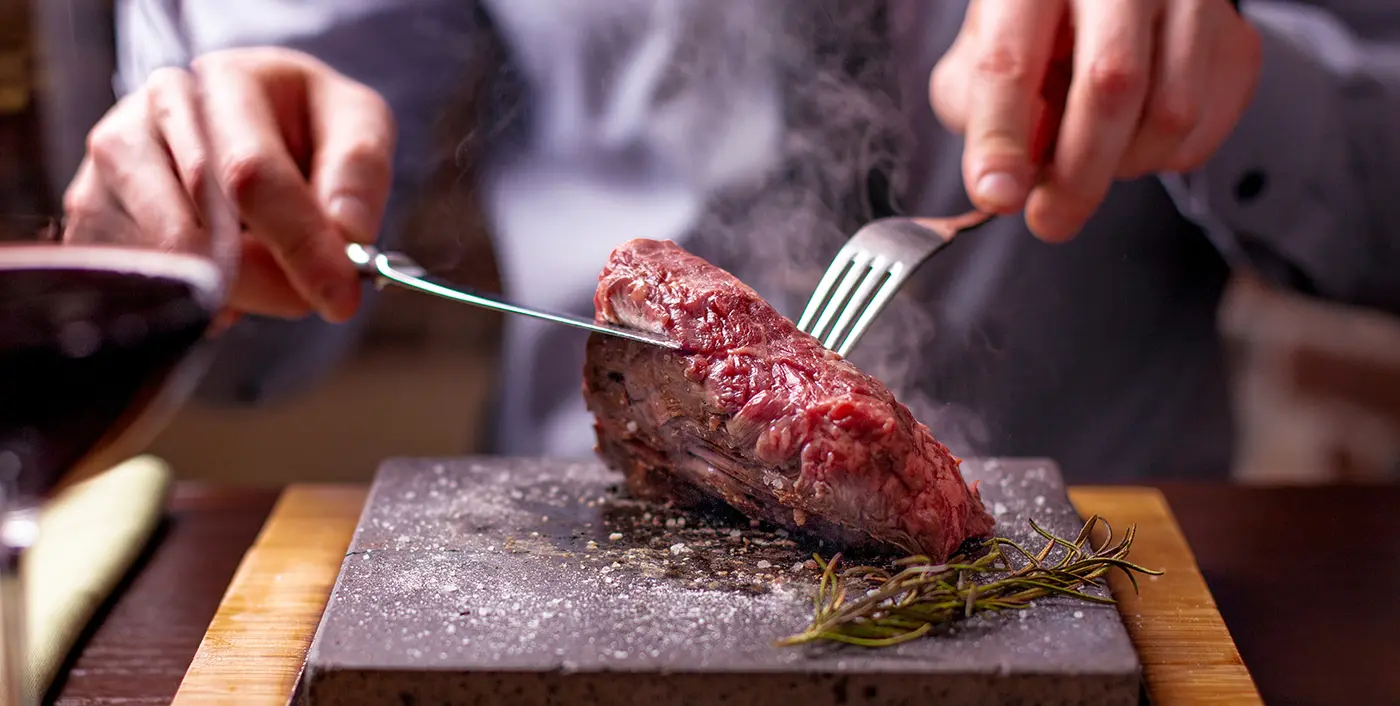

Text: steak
xmin=582 ymin=238 xmax=994 ymax=560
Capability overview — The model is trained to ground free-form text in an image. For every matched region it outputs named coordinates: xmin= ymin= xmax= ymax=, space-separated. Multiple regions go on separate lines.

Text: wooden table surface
xmin=43 ymin=482 xmax=1400 ymax=706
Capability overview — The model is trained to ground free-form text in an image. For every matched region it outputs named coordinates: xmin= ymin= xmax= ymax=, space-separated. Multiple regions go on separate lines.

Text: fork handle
xmin=908 ymin=210 xmax=996 ymax=241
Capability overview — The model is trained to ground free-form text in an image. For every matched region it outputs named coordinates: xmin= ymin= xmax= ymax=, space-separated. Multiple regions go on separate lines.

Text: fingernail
xmin=328 ymin=195 xmax=375 ymax=243
xmin=976 ymin=172 xmax=1024 ymax=210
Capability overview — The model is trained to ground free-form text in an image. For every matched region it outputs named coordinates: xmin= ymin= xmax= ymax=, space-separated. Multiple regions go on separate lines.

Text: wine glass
xmin=0 ymin=3 xmax=239 ymax=702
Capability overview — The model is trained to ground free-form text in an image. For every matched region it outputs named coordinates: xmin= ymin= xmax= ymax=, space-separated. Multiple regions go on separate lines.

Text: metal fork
xmin=796 ymin=210 xmax=995 ymax=357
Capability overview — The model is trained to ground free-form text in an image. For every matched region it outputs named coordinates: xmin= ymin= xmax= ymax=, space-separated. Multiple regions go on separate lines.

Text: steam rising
xmin=472 ymin=0 xmax=991 ymax=458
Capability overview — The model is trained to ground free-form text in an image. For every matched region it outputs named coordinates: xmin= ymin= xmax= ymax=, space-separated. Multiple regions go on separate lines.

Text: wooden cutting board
xmin=172 ymin=458 xmax=1261 ymax=705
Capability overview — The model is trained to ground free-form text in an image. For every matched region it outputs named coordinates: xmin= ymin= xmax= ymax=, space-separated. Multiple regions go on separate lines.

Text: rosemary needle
xmin=776 ymin=515 xmax=1163 ymax=648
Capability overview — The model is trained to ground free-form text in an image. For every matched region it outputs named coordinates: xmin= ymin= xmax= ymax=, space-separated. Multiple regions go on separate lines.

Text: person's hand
xmin=930 ymin=0 xmax=1262 ymax=242
xmin=65 ymin=47 xmax=395 ymax=323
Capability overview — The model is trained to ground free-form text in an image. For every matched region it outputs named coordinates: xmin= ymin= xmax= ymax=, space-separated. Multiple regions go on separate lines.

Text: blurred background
xmin=3 ymin=2 xmax=1397 ymax=488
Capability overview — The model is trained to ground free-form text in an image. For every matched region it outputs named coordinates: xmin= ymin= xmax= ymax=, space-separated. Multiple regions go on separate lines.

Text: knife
xmin=345 ymin=243 xmax=680 ymax=349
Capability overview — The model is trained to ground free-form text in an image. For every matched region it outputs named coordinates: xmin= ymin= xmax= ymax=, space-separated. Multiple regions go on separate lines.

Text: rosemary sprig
xmin=776 ymin=514 xmax=1162 ymax=648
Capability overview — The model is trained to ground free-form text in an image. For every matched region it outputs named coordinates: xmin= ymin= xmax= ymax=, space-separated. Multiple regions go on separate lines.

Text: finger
xmin=193 ymin=57 xmax=361 ymax=323
xmin=929 ymin=9 xmax=981 ymax=134
xmin=61 ymin=157 xmax=128 ymax=240
xmin=305 ymin=72 xmax=396 ymax=244
xmin=144 ymin=67 xmax=212 ymax=200
xmin=1116 ymin=0 xmax=1213 ymax=178
xmin=1032 ymin=46 xmax=1073 ymax=167
xmin=1026 ymin=0 xmax=1157 ymax=242
xmin=1166 ymin=17 xmax=1262 ymax=172
xmin=85 ymin=97 xmax=203 ymax=251
xmin=229 ymin=237 xmax=316 ymax=319
xmin=960 ymin=0 xmax=1065 ymax=213
xmin=210 ymin=308 xmax=244 ymax=335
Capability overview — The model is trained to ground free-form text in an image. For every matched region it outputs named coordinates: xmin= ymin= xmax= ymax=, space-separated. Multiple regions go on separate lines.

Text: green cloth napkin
xmin=22 ymin=455 xmax=172 ymax=699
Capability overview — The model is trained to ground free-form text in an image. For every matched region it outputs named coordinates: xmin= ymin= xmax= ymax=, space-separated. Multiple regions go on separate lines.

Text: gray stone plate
xmin=296 ymin=456 xmax=1142 ymax=705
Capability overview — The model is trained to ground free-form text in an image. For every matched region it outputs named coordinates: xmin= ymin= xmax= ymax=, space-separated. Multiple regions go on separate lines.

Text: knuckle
xmin=264 ymin=45 xmax=326 ymax=72
xmin=1085 ymin=55 xmax=1147 ymax=111
xmin=341 ymin=137 xmax=393 ymax=183
xmin=929 ymin=62 xmax=967 ymax=131
xmin=973 ymin=44 xmax=1037 ymax=89
xmin=194 ymin=47 xmax=288 ymax=79
xmin=145 ymin=71 xmax=192 ymax=117
xmin=220 ymin=149 xmax=277 ymax=203
xmin=85 ymin=118 xmax=128 ymax=166
xmin=61 ymin=175 xmax=115 ymax=227
xmin=357 ymin=86 xmax=398 ymax=147
xmin=145 ymin=65 xmax=193 ymax=94
xmin=59 ymin=185 xmax=81 ymax=214
xmin=196 ymin=47 xmax=325 ymax=81
xmin=361 ymin=85 xmax=394 ymax=122
xmin=180 ymin=155 xmax=213 ymax=197
xmin=191 ymin=47 xmax=253 ymax=73
xmin=61 ymin=183 xmax=98 ymax=219
xmin=188 ymin=51 xmax=225 ymax=76
xmin=1148 ymin=91 xmax=1200 ymax=136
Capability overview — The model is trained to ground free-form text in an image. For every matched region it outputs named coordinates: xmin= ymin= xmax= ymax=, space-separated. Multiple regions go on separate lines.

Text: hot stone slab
xmin=296 ymin=456 xmax=1142 ymax=705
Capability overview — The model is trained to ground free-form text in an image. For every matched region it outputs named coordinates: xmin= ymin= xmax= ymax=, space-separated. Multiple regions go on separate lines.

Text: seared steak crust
xmin=583 ymin=239 xmax=994 ymax=559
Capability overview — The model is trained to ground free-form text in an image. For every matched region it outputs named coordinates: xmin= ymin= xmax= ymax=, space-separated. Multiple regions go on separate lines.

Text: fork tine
xmin=821 ymin=255 xmax=890 ymax=350
xmin=809 ymin=250 xmax=873 ymax=341
xmin=833 ymin=263 xmax=907 ymax=357
xmin=797 ymin=243 xmax=858 ymax=331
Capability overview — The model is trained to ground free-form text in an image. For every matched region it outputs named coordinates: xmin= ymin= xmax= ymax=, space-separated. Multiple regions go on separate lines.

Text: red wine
xmin=0 ymin=246 xmax=222 ymax=496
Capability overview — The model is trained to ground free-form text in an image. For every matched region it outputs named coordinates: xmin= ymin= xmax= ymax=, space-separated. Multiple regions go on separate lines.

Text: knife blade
xmin=345 ymin=244 xmax=680 ymax=349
